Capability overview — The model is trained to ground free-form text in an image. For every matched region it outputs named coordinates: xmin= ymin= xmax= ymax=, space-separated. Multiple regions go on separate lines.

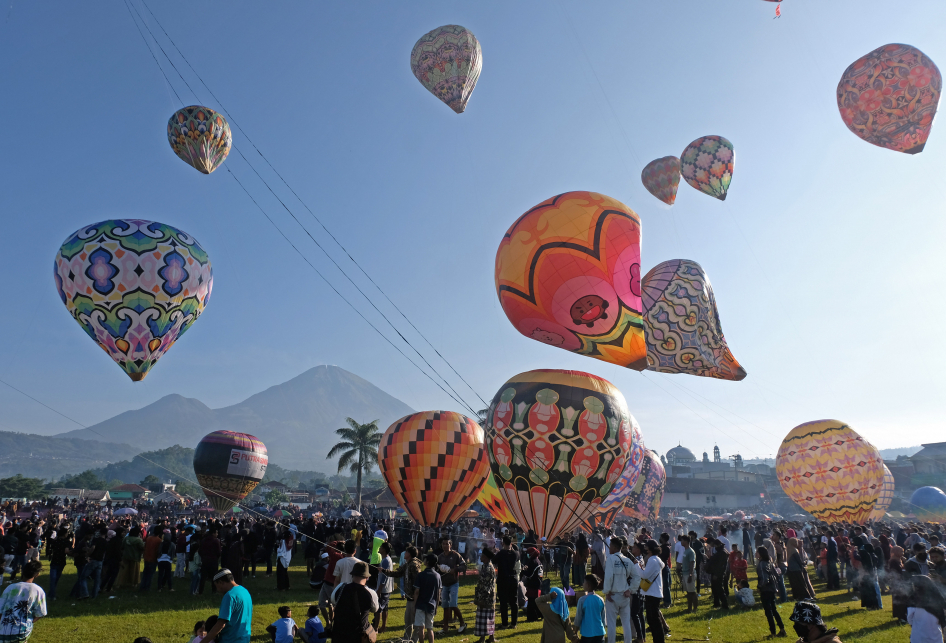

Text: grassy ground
xmin=26 ymin=559 xmax=903 ymax=643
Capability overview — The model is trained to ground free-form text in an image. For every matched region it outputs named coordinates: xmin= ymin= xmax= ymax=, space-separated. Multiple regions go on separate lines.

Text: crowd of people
xmin=1 ymin=496 xmax=945 ymax=643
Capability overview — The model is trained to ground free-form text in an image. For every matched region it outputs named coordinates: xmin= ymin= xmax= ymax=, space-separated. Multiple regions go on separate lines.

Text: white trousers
xmin=606 ymin=593 xmax=634 ymax=643
xmin=175 ymin=553 xmax=187 ymax=577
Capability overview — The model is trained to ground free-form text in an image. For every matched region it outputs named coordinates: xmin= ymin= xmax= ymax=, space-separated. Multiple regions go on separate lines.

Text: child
xmin=189 ymin=620 xmax=206 ymax=643
xmin=733 ymin=579 xmax=755 ymax=607
xmin=267 ymin=605 xmax=299 ymax=643
xmin=729 ymin=550 xmax=749 ymax=588
xmin=573 ymin=574 xmax=606 ymax=643
xmin=299 ymin=605 xmax=326 ymax=643
xmin=203 ymin=616 xmax=220 ymax=643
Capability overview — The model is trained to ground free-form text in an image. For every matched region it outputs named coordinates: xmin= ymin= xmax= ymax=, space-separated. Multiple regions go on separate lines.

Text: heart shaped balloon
xmin=680 ymin=135 xmax=734 ymax=200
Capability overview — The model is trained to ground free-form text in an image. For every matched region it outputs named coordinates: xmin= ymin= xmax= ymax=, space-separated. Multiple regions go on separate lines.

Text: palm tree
xmin=326 ymin=418 xmax=382 ymax=511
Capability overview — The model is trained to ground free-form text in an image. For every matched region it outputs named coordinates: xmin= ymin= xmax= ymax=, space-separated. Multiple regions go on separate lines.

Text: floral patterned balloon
xmin=837 ymin=44 xmax=941 ymax=155
xmin=410 ymin=25 xmax=482 ymax=114
xmin=167 ymin=106 xmax=232 ymax=174
xmin=54 ymin=219 xmax=212 ymax=381
xmin=583 ymin=414 xmax=644 ymax=530
xmin=486 ymin=369 xmax=632 ymax=540
xmin=680 ymin=135 xmax=734 ymax=201
xmin=640 ymin=156 xmax=681 ymax=206
xmin=622 ymin=449 xmax=666 ymax=521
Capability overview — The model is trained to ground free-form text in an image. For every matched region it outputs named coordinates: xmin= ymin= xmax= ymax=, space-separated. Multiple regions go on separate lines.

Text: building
xmin=664 ymin=443 xmax=741 ymax=478
xmin=109 ymin=484 xmax=149 ymax=501
xmin=51 ymin=489 xmax=110 ymax=503
xmin=662 ymin=478 xmax=765 ymax=512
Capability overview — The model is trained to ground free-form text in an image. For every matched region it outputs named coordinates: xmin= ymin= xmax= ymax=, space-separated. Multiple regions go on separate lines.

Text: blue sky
xmin=0 ymin=1 xmax=944 ymax=463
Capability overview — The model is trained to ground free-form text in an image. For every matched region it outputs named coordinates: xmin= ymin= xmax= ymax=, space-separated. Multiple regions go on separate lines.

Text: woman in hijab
xmin=887 ymin=545 xmax=908 ymax=624
xmin=275 ymin=529 xmax=293 ymax=590
xmin=859 ymin=543 xmax=883 ymax=610
xmin=786 ymin=538 xmax=816 ymax=601
xmin=535 ymin=586 xmax=577 ymax=643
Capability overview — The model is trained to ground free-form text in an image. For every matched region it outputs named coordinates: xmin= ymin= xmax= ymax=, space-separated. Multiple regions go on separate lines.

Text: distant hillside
xmin=58 ymin=365 xmax=414 ymax=470
xmin=879 ymin=446 xmax=922 ymax=460
xmin=0 ymin=431 xmax=139 ymax=480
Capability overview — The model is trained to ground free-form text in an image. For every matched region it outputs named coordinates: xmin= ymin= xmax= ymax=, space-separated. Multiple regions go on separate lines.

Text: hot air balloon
xmin=378 ymin=411 xmax=489 ymax=526
xmin=485 ymin=369 xmax=632 ymax=540
xmin=478 ymin=471 xmax=516 ymax=524
xmin=837 ymin=44 xmax=941 ymax=154
xmin=868 ymin=465 xmax=895 ymax=521
xmin=167 ymin=106 xmax=232 ymax=174
xmin=582 ymin=415 xmax=645 ymax=530
xmin=410 ymin=25 xmax=482 ymax=114
xmin=910 ymin=486 xmax=946 ymax=521
xmin=680 ymin=136 xmax=734 ymax=200
xmin=495 ymin=191 xmax=647 ymax=370
xmin=641 ymin=259 xmax=746 ymax=380
xmin=622 ymin=449 xmax=666 ymax=521
xmin=640 ymin=156 xmax=681 ymax=206
xmin=193 ymin=431 xmax=268 ymax=514
xmin=776 ymin=420 xmax=884 ymax=523
xmin=54 ymin=219 xmax=213 ymax=381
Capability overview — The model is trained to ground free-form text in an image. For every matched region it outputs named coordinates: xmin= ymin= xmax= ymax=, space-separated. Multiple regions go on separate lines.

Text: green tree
xmin=266 ymin=489 xmax=289 ymax=505
xmin=174 ymin=478 xmax=203 ymax=498
xmin=326 ymin=418 xmax=382 ymax=510
xmin=0 ymin=474 xmax=47 ymax=499
xmin=59 ymin=470 xmax=107 ymax=490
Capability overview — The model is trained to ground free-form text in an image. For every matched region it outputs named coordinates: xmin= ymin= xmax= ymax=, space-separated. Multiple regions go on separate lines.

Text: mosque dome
xmin=667 ymin=443 xmax=696 ymax=463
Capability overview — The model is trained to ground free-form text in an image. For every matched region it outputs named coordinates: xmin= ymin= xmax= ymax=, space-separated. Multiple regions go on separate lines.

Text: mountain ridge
xmin=57 ymin=365 xmax=414 ymax=470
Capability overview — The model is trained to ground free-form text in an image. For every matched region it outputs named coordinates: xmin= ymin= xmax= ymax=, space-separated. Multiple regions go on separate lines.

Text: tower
xmin=713 ymin=445 xmax=721 ymax=463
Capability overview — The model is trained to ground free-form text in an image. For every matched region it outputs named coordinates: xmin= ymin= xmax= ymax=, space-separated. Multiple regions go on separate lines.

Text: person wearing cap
xmin=789 ymin=601 xmax=842 ymax=643
xmin=603 ymin=536 xmax=634 ymax=643
xmin=333 ymin=561 xmax=379 ymax=643
xmin=200 ymin=568 xmax=253 ymax=643
xmin=642 ymin=540 xmax=666 ymax=643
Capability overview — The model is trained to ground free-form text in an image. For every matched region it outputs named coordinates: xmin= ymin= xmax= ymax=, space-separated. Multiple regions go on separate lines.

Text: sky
xmin=0 ymin=0 xmax=944 ymax=465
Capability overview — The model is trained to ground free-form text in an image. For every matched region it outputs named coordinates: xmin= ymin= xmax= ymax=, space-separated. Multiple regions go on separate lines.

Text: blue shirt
xmin=576 ymin=593 xmax=606 ymax=637
xmin=305 ymin=616 xmax=325 ymax=641
xmin=219 ymin=584 xmax=253 ymax=643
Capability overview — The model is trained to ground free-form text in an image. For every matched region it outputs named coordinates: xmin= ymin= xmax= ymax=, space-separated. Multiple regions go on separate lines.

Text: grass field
xmin=25 ymin=558 xmax=904 ymax=643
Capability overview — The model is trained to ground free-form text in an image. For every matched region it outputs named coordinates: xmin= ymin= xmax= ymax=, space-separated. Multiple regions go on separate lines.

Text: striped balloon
xmin=193 ymin=431 xmax=268 ymax=514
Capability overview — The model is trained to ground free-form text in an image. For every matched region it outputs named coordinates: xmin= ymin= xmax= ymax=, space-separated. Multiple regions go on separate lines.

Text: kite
xmin=776 ymin=420 xmax=884 ymax=523
xmin=193 ymin=430 xmax=268 ymax=514
xmin=378 ymin=411 xmax=489 ymax=526
xmin=495 ymin=191 xmax=647 ymax=370
xmin=582 ymin=414 xmax=644 ymax=530
xmin=478 ymin=471 xmax=516 ymax=524
xmin=410 ymin=25 xmax=482 ymax=113
xmin=54 ymin=219 xmax=213 ymax=381
xmin=868 ymin=465 xmax=895 ymax=521
xmin=622 ymin=449 xmax=666 ymax=521
xmin=837 ymin=44 xmax=941 ymax=154
xmin=641 ymin=259 xmax=746 ymax=380
xmin=484 ymin=369 xmax=632 ymax=540
xmin=640 ymin=156 xmax=681 ymax=206
xmin=680 ymin=135 xmax=734 ymax=200
xmin=167 ymin=106 xmax=232 ymax=174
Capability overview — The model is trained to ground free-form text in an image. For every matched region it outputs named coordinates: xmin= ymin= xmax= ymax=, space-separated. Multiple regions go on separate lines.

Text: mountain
xmin=0 ymin=431 xmax=140 ymax=480
xmin=879 ymin=446 xmax=922 ymax=460
xmin=57 ymin=365 xmax=414 ymax=470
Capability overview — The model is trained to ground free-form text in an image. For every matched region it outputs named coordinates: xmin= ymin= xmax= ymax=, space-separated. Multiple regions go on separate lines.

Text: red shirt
xmin=730 ymin=558 xmax=748 ymax=581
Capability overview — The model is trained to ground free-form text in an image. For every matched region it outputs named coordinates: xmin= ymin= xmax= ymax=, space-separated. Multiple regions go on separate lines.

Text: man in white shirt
xmin=673 ymin=535 xmax=687 ymax=565
xmin=603 ymin=538 xmax=634 ymax=643
xmin=718 ymin=528 xmax=732 ymax=554
xmin=642 ymin=541 xmax=666 ymax=643
xmin=333 ymin=540 xmax=359 ymax=586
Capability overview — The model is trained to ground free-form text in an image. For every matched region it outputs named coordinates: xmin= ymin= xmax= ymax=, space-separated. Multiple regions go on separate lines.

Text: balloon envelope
xmin=776 ymin=420 xmax=884 ymax=523
xmin=868 ymin=465 xmax=895 ymax=521
xmin=478 ymin=471 xmax=516 ymax=524
xmin=680 ymin=136 xmax=734 ymax=200
xmin=495 ymin=191 xmax=646 ymax=371
xmin=642 ymin=259 xmax=745 ymax=380
xmin=837 ymin=44 xmax=941 ymax=154
xmin=622 ymin=449 xmax=666 ymax=521
xmin=54 ymin=219 xmax=213 ymax=381
xmin=410 ymin=25 xmax=482 ymax=113
xmin=583 ymin=414 xmax=644 ymax=530
xmin=167 ymin=106 xmax=232 ymax=174
xmin=193 ymin=431 xmax=268 ymax=514
xmin=640 ymin=156 xmax=681 ymax=206
xmin=379 ymin=411 xmax=489 ymax=527
xmin=910 ymin=486 xmax=946 ymax=521
xmin=485 ymin=369 xmax=632 ymax=540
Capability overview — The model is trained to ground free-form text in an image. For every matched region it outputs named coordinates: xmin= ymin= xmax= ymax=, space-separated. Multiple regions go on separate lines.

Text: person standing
xmin=80 ymin=527 xmax=108 ymax=599
xmin=494 ymin=536 xmax=519 ymax=631
xmin=642 ymin=541 xmax=666 ymax=643
xmin=68 ymin=531 xmax=90 ymax=599
xmin=157 ymin=530 xmax=176 ymax=592
xmin=473 ymin=548 xmax=496 ymax=643
xmin=276 ymin=531 xmax=293 ymax=591
xmin=332 ymin=562 xmax=379 ymax=643
xmin=413 ymin=554 xmax=442 ymax=643
xmin=826 ymin=531 xmax=840 ymax=590
xmin=140 ymin=527 xmax=163 ymax=591
xmin=575 ymin=574 xmax=607 ymax=643
xmin=46 ymin=528 xmax=69 ymax=601
xmin=706 ymin=540 xmax=729 ymax=610
xmin=756 ymin=547 xmax=787 ymax=638
xmin=175 ymin=527 xmax=189 ymax=579
xmin=333 ymin=540 xmax=359 ymax=588
xmin=117 ymin=527 xmax=145 ymax=589
xmin=603 ymin=538 xmax=633 ymax=643
xmin=555 ymin=536 xmax=576 ymax=592
xmin=523 ymin=547 xmax=545 ymax=624
xmin=373 ymin=542 xmax=394 ymax=635
xmin=786 ymin=538 xmax=814 ymax=601
xmin=387 ymin=545 xmax=422 ymax=640
xmin=437 ymin=536 xmax=467 ymax=634
xmin=0 ymin=561 xmax=46 ymax=643
xmin=743 ymin=524 xmax=755 ymax=565
xmin=679 ymin=535 xmax=698 ymax=613
xmin=200 ymin=569 xmax=253 ymax=643
xmin=658 ymin=533 xmax=673 ymax=608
